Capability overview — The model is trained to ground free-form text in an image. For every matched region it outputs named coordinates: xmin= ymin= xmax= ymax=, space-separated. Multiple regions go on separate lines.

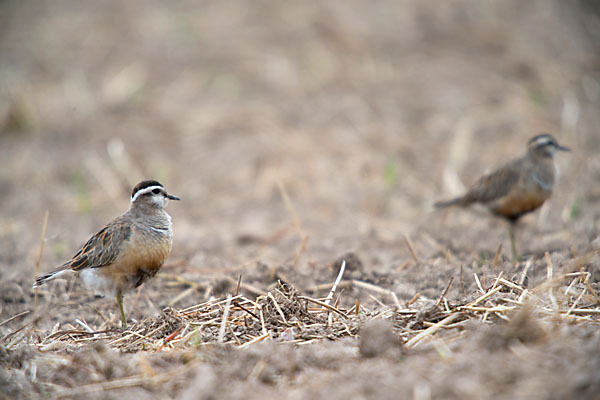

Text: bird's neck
xmin=528 ymin=154 xmax=556 ymax=190
xmin=128 ymin=203 xmax=170 ymax=222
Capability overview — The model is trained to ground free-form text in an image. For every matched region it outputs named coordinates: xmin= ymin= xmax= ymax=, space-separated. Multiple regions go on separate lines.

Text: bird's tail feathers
xmin=434 ymin=197 xmax=463 ymax=209
xmin=33 ymin=265 xmax=71 ymax=288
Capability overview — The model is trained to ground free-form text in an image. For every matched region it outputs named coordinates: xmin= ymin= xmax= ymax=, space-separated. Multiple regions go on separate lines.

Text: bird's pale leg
xmin=508 ymin=223 xmax=519 ymax=262
xmin=116 ymin=290 xmax=127 ymax=329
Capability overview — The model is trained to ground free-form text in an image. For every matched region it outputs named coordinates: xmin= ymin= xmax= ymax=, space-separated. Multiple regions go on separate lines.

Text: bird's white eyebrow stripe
xmin=130 ymin=186 xmax=164 ymax=202
xmin=532 ymin=136 xmax=552 ymax=146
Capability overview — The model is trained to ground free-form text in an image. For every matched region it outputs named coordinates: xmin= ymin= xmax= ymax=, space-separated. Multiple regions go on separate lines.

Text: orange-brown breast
xmin=96 ymin=227 xmax=172 ymax=292
xmin=488 ymin=188 xmax=550 ymax=221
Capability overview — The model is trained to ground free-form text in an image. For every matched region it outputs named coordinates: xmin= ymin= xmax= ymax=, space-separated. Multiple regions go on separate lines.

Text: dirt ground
xmin=1 ymin=1 xmax=600 ymax=399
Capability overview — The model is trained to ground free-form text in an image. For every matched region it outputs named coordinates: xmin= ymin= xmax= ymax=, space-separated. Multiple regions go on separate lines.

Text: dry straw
xmin=22 ymin=250 xmax=598 ymax=356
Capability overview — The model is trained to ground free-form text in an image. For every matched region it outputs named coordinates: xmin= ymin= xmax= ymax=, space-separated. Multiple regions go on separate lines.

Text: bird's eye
xmin=152 ymin=189 xmax=161 ymax=195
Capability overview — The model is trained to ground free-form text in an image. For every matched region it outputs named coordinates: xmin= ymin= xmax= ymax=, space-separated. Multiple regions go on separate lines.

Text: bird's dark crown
xmin=131 ymin=180 xmax=164 ymax=198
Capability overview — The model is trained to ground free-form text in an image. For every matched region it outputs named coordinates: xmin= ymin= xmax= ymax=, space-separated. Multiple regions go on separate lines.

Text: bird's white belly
xmin=79 ymin=268 xmax=119 ymax=297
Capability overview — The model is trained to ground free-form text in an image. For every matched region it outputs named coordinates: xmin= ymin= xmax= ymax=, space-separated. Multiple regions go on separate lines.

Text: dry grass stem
xmin=298 ymin=296 xmax=348 ymax=318
xmin=462 ymin=285 xmax=502 ymax=309
xmin=238 ymin=332 xmax=271 ymax=350
xmin=407 ymin=293 xmax=420 ymax=306
xmin=490 ymin=272 xmax=503 ymax=291
xmin=267 ymin=292 xmax=288 ymax=324
xmin=519 ymin=259 xmax=533 ymax=286
xmin=223 ymin=275 xmax=265 ymax=296
xmin=545 ymin=252 xmax=553 ymax=282
xmin=218 ymin=295 xmax=232 ymax=344
xmin=566 ymin=308 xmax=600 ymax=315
xmin=403 ymin=234 xmax=422 ymax=267
xmin=0 ymin=310 xmax=31 ymax=327
xmin=473 ymin=273 xmax=484 ymax=293
xmin=436 ymin=277 xmax=454 ymax=306
xmin=324 ymin=260 xmax=346 ymax=306
xmin=492 ymin=243 xmax=503 ymax=268
xmin=566 ymin=288 xmax=587 ymax=316
xmin=459 ymin=264 xmax=466 ymax=295
xmin=29 ymin=268 xmax=598 ymax=359
xmin=390 ymin=291 xmax=402 ymax=309
xmin=351 ymin=280 xmax=398 ymax=300
xmin=498 ymin=278 xmax=524 ymax=292
xmin=578 ymin=265 xmax=600 ymax=304
xmin=34 ymin=210 xmax=49 ymax=308
xmin=259 ymin=305 xmax=267 ymax=336
xmin=406 ymin=313 xmax=461 ymax=348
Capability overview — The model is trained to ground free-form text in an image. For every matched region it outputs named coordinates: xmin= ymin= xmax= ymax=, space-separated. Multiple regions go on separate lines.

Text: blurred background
xmin=1 ymin=0 xmax=599 ymax=286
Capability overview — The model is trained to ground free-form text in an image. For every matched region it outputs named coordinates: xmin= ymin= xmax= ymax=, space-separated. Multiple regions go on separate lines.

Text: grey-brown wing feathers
xmin=462 ymin=165 xmax=521 ymax=204
xmin=33 ymin=218 xmax=132 ymax=287
xmin=435 ymin=162 xmax=521 ymax=208
xmin=69 ymin=222 xmax=132 ymax=270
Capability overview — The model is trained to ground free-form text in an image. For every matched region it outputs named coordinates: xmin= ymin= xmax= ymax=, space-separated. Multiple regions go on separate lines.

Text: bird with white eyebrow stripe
xmin=33 ymin=180 xmax=180 ymax=328
xmin=435 ymin=134 xmax=570 ymax=261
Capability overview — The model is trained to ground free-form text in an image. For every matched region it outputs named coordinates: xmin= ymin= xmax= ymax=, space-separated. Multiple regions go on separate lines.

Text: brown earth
xmin=1 ymin=1 xmax=600 ymax=399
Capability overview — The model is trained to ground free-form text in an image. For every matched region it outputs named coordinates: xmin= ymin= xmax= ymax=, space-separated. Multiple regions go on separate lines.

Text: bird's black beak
xmin=557 ymin=144 xmax=571 ymax=152
xmin=167 ymin=194 xmax=181 ymax=200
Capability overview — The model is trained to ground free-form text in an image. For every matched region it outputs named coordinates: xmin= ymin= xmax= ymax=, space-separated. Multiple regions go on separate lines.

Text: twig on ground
xmin=436 ymin=277 xmax=454 ymax=306
xmin=179 ymin=295 xmax=244 ymax=314
xmin=298 ymin=296 xmax=348 ymax=318
xmin=0 ymin=310 xmax=31 ymax=327
xmin=324 ymin=260 xmax=346 ymax=306
xmin=498 ymin=278 xmax=523 ymax=292
xmin=352 ymin=280 xmax=397 ymax=300
xmin=127 ymin=323 xmax=168 ymax=348
xmin=519 ymin=259 xmax=532 ymax=286
xmin=238 ymin=332 xmax=271 ymax=350
xmin=545 ymin=252 xmax=559 ymax=311
xmin=235 ymin=275 xmax=242 ymax=296
xmin=406 ymin=313 xmax=461 ymax=348
xmin=566 ymin=288 xmax=587 ymax=316
xmin=407 ymin=293 xmax=420 ymax=306
xmin=223 ymin=276 xmax=264 ymax=296
xmin=473 ymin=273 xmax=484 ymax=293
xmin=218 ymin=295 xmax=232 ymax=344
xmin=492 ymin=243 xmax=503 ymax=268
xmin=34 ymin=210 xmax=49 ymax=308
xmin=460 ymin=264 xmax=466 ymax=295
xmin=232 ymin=300 xmax=260 ymax=320
xmin=490 ymin=272 xmax=503 ymax=291
xmin=267 ymin=291 xmax=288 ymax=324
xmin=461 ymin=285 xmax=502 ymax=309
xmin=578 ymin=265 xmax=600 ymax=304
xmin=75 ymin=319 xmax=94 ymax=333
xmin=259 ymin=304 xmax=267 ymax=336
xmin=390 ymin=291 xmax=402 ymax=309
xmin=403 ymin=234 xmax=422 ymax=267
xmin=565 ymin=308 xmax=600 ymax=315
